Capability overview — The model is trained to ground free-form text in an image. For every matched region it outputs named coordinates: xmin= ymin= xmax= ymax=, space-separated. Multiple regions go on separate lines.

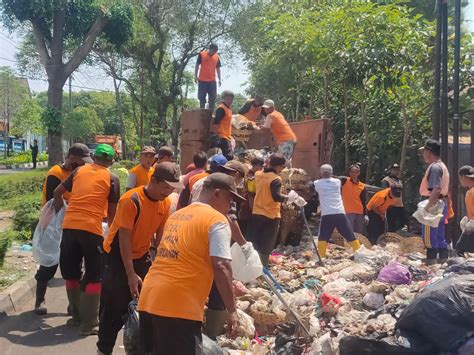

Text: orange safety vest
xmin=269 ymin=110 xmax=297 ymax=145
xmin=419 ymin=161 xmax=449 ymax=197
xmin=253 ymin=170 xmax=281 ymax=219
xmin=198 ymin=51 xmax=219 ymax=82
xmin=341 ymin=178 xmax=365 ymax=214
xmin=42 ymin=164 xmax=71 ymax=206
xmin=216 ymin=103 xmax=232 ymax=140
xmin=243 ymin=100 xmax=262 ymax=122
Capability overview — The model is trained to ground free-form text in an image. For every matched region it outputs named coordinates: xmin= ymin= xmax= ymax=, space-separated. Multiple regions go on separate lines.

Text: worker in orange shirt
xmin=238 ymin=95 xmax=264 ymax=123
xmin=97 ymin=162 xmax=182 ymax=355
xmin=138 ymin=173 xmax=242 ymax=353
xmin=212 ymin=90 xmax=235 ymax=160
xmin=53 ymin=144 xmax=120 ymax=336
xmin=152 ymin=146 xmax=174 ymax=168
xmin=34 ymin=143 xmax=93 ymax=316
xmin=126 ymin=146 xmax=156 ymax=190
xmin=195 ymin=43 xmax=222 ymax=110
xmin=258 ymin=99 xmax=297 ymax=161
xmin=340 ymin=164 xmax=367 ymax=235
xmin=456 ymin=166 xmax=474 ymax=255
xmin=366 ymin=185 xmax=402 ymax=245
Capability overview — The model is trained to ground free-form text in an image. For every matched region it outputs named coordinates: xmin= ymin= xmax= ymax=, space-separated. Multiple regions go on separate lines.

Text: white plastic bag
xmin=32 ymin=200 xmax=66 ymax=267
xmin=230 ymin=242 xmax=263 ymax=283
xmin=412 ymin=199 xmax=445 ymax=228
xmin=460 ymin=216 xmax=474 ymax=233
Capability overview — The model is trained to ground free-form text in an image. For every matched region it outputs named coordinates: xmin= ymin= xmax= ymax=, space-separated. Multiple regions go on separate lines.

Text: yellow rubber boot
xmin=350 ymin=239 xmax=361 ymax=252
xmin=317 ymin=241 xmax=328 ymax=258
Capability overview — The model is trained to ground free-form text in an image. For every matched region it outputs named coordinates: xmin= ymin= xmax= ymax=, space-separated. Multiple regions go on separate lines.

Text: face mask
xmin=70 ymin=161 xmax=81 ymax=170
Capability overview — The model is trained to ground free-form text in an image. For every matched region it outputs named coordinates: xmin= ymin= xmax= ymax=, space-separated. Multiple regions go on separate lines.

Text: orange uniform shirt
xmin=267 ymin=110 xmax=297 ymax=145
xmin=103 ymin=187 xmax=170 ymax=259
xmin=253 ymin=170 xmax=282 ymax=219
xmin=138 ymin=203 xmax=229 ymax=321
xmin=198 ymin=50 xmax=220 ymax=82
xmin=129 ymin=164 xmax=153 ymax=187
xmin=42 ymin=164 xmax=71 ymax=206
xmin=216 ymin=103 xmax=233 ymax=140
xmin=189 ymin=172 xmax=209 ymax=191
xmin=367 ymin=188 xmax=397 ymax=215
xmin=341 ymin=178 xmax=365 ymax=214
xmin=62 ymin=164 xmax=120 ymax=236
xmin=466 ymin=188 xmax=474 ymax=220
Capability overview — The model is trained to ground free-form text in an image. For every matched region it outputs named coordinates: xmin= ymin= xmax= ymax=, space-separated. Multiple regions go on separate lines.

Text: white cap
xmin=320 ymin=164 xmax=333 ymax=175
xmin=262 ymin=99 xmax=275 ymax=109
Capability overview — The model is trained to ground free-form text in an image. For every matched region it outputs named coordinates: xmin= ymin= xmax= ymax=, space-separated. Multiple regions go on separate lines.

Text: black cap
xmin=156 ymin=146 xmax=174 ymax=158
xmin=152 ymin=162 xmax=183 ymax=189
xmin=251 ymin=157 xmax=265 ymax=166
xmin=203 ymin=173 xmax=246 ymax=202
xmin=423 ymin=139 xmax=441 ymax=157
xmin=269 ymin=153 xmax=286 ymax=167
xmin=68 ymin=143 xmax=93 ymax=164
xmin=219 ymin=160 xmax=247 ymax=176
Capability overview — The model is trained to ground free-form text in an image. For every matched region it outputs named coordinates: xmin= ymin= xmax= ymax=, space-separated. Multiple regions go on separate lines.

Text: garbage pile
xmin=215 ymin=235 xmax=474 ymax=354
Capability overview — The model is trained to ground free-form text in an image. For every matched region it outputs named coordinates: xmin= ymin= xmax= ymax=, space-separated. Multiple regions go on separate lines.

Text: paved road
xmin=0 ymin=277 xmax=126 ymax=355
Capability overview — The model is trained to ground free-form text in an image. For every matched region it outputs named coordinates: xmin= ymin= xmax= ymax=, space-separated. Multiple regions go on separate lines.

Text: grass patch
xmin=0 ymin=264 xmax=27 ymax=289
xmin=0 ymin=151 xmax=48 ymax=166
xmin=0 ymin=169 xmax=46 ymax=210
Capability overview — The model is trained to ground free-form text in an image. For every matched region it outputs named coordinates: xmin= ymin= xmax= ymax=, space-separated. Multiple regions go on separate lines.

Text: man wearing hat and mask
xmin=34 ymin=143 xmax=93 ymax=316
xmin=54 ymin=144 xmax=121 ymax=336
xmin=381 ymin=163 xmax=406 ymax=232
xmin=97 ymin=162 xmax=182 ymax=355
xmin=138 ymin=173 xmax=242 ymax=354
xmin=212 ymin=90 xmax=235 ymax=161
xmin=419 ymin=139 xmax=450 ymax=264
xmin=127 ymin=146 xmax=156 ymax=190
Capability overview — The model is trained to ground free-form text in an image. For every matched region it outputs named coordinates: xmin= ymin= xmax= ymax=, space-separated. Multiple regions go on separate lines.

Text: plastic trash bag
xmin=231 ymin=242 xmax=263 ymax=283
xmin=236 ymin=309 xmax=256 ymax=338
xmin=32 ymin=200 xmax=66 ymax=267
xmin=202 ymin=334 xmax=224 ymax=355
xmin=377 ymin=261 xmax=412 ymax=285
xmin=363 ymin=292 xmax=385 ymax=310
xmin=444 ymin=258 xmax=474 ymax=274
xmin=460 ymin=216 xmax=474 ymax=233
xmin=412 ymin=199 xmax=445 ymax=228
xmin=102 ymin=222 xmax=109 ymax=238
xmin=396 ymin=274 xmax=474 ymax=352
xmin=123 ymin=300 xmax=144 ymax=355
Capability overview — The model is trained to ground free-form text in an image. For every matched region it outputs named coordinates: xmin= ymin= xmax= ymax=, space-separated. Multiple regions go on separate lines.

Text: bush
xmin=0 ymin=151 xmax=48 ymax=166
xmin=11 ymin=194 xmax=42 ymax=242
xmin=111 ymin=166 xmax=129 ymax=195
xmin=116 ymin=160 xmax=136 ymax=170
xmin=0 ymin=169 xmax=46 ymax=205
xmin=0 ymin=231 xmax=12 ymax=267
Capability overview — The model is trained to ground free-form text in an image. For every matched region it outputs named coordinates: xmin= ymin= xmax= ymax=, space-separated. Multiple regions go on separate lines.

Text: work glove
xmin=241 ymin=242 xmax=256 ymax=260
xmin=287 ymin=190 xmax=299 ymax=205
xmin=364 ymin=215 xmax=369 ymax=225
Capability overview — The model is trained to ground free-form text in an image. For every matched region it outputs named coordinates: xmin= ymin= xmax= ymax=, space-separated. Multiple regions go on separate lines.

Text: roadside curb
xmin=0 ymin=273 xmax=36 ymax=318
xmin=0 ymin=161 xmax=47 ymax=170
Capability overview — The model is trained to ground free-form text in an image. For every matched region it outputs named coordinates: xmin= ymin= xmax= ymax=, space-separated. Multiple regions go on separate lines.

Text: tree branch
xmin=50 ymin=9 xmax=65 ymax=63
xmin=64 ymin=13 xmax=109 ymax=77
xmin=31 ymin=21 xmax=50 ymax=68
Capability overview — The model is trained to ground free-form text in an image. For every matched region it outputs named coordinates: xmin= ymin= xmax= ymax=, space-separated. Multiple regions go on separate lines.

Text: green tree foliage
xmin=10 ymin=98 xmax=44 ymax=137
xmin=63 ymin=106 xmax=104 ymax=144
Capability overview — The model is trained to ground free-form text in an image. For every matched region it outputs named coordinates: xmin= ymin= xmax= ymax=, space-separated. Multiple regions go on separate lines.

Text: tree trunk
xmin=360 ymin=87 xmax=372 ymax=181
xmin=113 ymin=77 xmax=126 ymax=159
xmin=47 ymin=78 xmax=65 ymax=166
xmin=323 ymin=72 xmax=329 ymax=114
xmin=171 ymin=101 xmax=180 ymax=155
xmin=343 ymin=82 xmax=349 ymax=169
xmin=399 ymin=104 xmax=410 ymax=180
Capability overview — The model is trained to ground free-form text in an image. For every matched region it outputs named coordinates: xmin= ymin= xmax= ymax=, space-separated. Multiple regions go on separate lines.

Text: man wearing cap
xmin=258 ymin=100 xmax=297 ymax=161
xmin=212 ymin=90 xmax=235 ymax=161
xmin=189 ymin=154 xmax=228 ymax=204
xmin=381 ymin=163 xmax=406 ymax=232
xmin=313 ymin=164 xmax=361 ymax=258
xmin=177 ymin=151 xmax=208 ymax=210
xmin=127 ymin=146 xmax=156 ymax=190
xmin=419 ymin=139 xmax=450 ymax=264
xmin=34 ymin=143 xmax=93 ymax=316
xmin=366 ymin=185 xmax=402 ymax=245
xmin=53 ymin=143 xmax=120 ymax=336
xmin=97 ymin=162 xmax=182 ymax=355
xmin=340 ymin=164 xmax=367 ymax=235
xmin=238 ymin=95 xmax=264 ymax=123
xmin=153 ymin=146 xmax=174 ymax=167
xmin=195 ymin=43 xmax=222 ymax=110
xmin=138 ymin=173 xmax=241 ymax=354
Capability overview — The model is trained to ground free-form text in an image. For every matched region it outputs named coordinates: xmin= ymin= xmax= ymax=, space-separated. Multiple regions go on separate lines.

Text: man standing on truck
xmin=97 ymin=162 xmax=182 ymax=355
xmin=258 ymin=100 xmax=297 ymax=161
xmin=195 ymin=43 xmax=222 ymax=110
xmin=34 ymin=143 xmax=93 ymax=316
xmin=53 ymin=144 xmax=120 ymax=336
xmin=212 ymin=90 xmax=235 ymax=161
xmin=340 ymin=164 xmax=367 ymax=235
xmin=313 ymin=164 xmax=361 ymax=259
xmin=238 ymin=95 xmax=264 ymax=123
xmin=381 ymin=163 xmax=406 ymax=232
xmin=126 ymin=146 xmax=156 ymax=190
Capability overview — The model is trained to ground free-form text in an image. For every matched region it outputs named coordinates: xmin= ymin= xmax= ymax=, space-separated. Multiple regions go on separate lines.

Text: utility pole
xmin=440 ymin=0 xmax=449 ymax=163
xmin=451 ymin=0 xmax=461 ymax=245
xmin=432 ymin=0 xmax=442 ymax=140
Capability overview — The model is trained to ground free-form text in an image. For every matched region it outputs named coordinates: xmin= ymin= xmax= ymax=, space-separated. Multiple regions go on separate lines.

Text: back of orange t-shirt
xmin=42 ymin=164 xmax=71 ymax=206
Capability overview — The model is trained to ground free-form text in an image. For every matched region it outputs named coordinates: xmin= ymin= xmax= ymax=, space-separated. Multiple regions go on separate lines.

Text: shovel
xmin=300 ymin=207 xmax=324 ymax=266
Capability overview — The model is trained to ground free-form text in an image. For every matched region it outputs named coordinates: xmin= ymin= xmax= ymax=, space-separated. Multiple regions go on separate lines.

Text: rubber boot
xmin=437 ymin=248 xmax=449 ymax=264
xmin=203 ymin=309 xmax=227 ymax=340
xmin=66 ymin=287 xmax=81 ymax=326
xmin=350 ymin=240 xmax=361 ymax=252
xmin=79 ymin=292 xmax=100 ymax=336
xmin=317 ymin=241 xmax=328 ymax=258
xmin=34 ymin=281 xmax=48 ymax=315
xmin=424 ymin=248 xmax=437 ymax=265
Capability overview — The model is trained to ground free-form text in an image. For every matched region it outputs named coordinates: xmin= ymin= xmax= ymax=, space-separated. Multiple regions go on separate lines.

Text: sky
xmin=0 ymin=2 xmax=473 ymax=96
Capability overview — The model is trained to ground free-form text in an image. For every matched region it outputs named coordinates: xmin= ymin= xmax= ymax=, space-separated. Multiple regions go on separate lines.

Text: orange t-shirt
xmin=216 ymin=103 xmax=232 ymax=140
xmin=62 ymin=164 xmax=120 ymax=236
xmin=367 ymin=188 xmax=397 ymax=215
xmin=138 ymin=203 xmax=228 ymax=321
xmin=189 ymin=172 xmax=209 ymax=191
xmin=267 ymin=110 xmax=297 ymax=145
xmin=129 ymin=164 xmax=153 ymax=187
xmin=103 ymin=187 xmax=170 ymax=259
xmin=341 ymin=178 xmax=365 ymax=214
xmin=198 ymin=50 xmax=220 ymax=82
xmin=253 ymin=170 xmax=281 ymax=219
xmin=42 ymin=164 xmax=71 ymax=206
xmin=466 ymin=188 xmax=474 ymax=220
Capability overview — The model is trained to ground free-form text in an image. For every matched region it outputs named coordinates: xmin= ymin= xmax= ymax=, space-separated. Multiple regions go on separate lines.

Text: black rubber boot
xmin=34 ymin=281 xmax=48 ymax=315
xmin=438 ymin=248 xmax=449 ymax=264
xmin=425 ymin=248 xmax=437 ymax=265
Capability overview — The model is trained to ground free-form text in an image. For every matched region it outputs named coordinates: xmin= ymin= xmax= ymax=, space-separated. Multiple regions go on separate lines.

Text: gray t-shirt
xmin=428 ymin=162 xmax=444 ymax=191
